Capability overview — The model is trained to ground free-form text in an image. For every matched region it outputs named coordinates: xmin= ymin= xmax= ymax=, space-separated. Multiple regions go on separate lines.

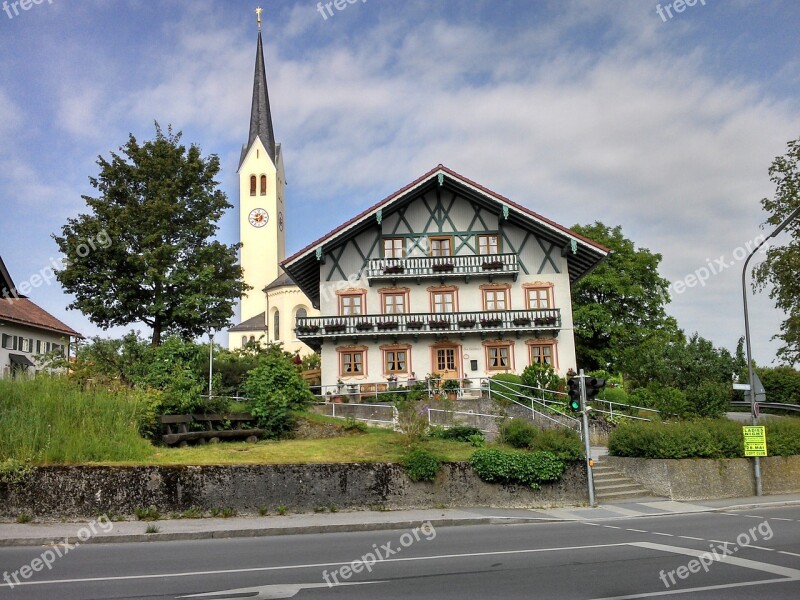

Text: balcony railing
xmin=295 ymin=308 xmax=560 ymax=340
xmin=366 ymin=253 xmax=519 ymax=282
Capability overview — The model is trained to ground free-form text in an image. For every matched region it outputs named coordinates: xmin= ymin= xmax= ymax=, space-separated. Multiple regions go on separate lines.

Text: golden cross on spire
xmin=256 ymin=6 xmax=263 ymax=31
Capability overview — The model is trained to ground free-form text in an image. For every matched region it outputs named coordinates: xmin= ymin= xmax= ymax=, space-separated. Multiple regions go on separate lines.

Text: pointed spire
xmin=241 ymin=19 xmax=276 ymax=168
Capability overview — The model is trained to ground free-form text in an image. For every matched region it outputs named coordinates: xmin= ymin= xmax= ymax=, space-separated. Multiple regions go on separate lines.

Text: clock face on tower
xmin=248 ymin=208 xmax=269 ymax=228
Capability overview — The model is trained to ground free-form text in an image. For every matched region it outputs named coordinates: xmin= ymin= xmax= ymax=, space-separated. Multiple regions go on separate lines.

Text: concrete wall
xmin=604 ymin=455 xmax=800 ymax=501
xmin=0 ymin=462 xmax=587 ymax=520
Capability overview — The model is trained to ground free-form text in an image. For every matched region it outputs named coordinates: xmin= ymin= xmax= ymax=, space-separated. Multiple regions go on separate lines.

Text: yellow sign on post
xmin=743 ymin=426 xmax=767 ymax=457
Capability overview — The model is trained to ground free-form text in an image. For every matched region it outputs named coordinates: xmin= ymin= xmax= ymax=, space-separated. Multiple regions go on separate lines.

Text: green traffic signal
xmin=567 ymin=377 xmax=581 ymax=412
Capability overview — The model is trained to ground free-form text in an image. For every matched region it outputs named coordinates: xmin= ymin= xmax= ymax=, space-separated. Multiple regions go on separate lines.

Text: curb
xmin=1 ymin=500 xmax=797 ymax=548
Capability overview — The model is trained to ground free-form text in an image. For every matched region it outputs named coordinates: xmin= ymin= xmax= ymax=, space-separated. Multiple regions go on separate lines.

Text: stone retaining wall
xmin=604 ymin=455 xmax=800 ymax=501
xmin=0 ymin=462 xmax=588 ymax=520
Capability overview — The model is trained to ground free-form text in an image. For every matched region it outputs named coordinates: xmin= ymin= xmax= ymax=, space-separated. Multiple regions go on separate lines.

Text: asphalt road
xmin=1 ymin=506 xmax=799 ymax=599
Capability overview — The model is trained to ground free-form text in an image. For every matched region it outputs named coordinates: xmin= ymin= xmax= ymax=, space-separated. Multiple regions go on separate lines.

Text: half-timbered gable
xmin=284 ymin=165 xmax=609 ymax=388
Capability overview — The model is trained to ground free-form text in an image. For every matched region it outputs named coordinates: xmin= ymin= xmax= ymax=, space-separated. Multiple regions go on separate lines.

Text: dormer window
xmin=260 ymin=175 xmax=267 ymax=195
xmin=249 ymin=175 xmax=257 ymax=196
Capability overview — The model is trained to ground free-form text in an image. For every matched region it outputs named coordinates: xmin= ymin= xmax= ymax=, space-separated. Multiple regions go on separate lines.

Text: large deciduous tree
xmin=570 ymin=222 xmax=676 ymax=372
xmin=54 ymin=124 xmax=249 ymax=345
xmin=753 ymin=137 xmax=800 ymax=365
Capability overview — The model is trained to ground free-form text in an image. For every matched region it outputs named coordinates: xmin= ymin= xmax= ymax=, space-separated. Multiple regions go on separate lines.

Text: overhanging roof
xmin=283 ymin=165 xmax=611 ymax=307
xmin=9 ymin=354 xmax=35 ymax=367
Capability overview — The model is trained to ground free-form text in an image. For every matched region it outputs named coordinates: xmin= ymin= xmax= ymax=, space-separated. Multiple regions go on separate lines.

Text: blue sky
xmin=0 ymin=0 xmax=798 ymax=365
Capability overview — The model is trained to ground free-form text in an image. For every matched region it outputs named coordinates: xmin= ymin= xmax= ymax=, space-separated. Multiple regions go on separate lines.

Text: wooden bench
xmin=159 ymin=413 xmax=265 ymax=446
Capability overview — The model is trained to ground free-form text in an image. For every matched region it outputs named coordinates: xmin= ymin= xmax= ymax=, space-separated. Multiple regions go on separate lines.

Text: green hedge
xmin=499 ymin=420 xmax=584 ymax=460
xmin=402 ymin=447 xmax=441 ymax=482
xmin=470 ymin=449 xmax=567 ymax=489
xmin=609 ymin=418 xmax=800 ymax=458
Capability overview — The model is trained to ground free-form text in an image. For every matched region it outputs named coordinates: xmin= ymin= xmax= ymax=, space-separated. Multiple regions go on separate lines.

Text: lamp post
xmin=208 ymin=329 xmax=215 ymax=400
xmin=741 ymin=204 xmax=800 ymax=497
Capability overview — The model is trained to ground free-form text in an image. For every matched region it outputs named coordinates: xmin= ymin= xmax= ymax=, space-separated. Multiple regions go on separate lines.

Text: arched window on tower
xmin=241 ymin=336 xmax=248 ymax=347
xmin=295 ymin=308 xmax=307 ymax=337
xmin=250 ymin=175 xmax=257 ymax=196
xmin=260 ymin=175 xmax=267 ymax=195
xmin=273 ymin=310 xmax=280 ymax=341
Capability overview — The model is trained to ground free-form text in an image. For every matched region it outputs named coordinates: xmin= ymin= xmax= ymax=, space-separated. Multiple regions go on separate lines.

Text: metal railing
xmin=366 ymin=253 xmax=519 ymax=281
xmin=483 ymin=377 xmax=582 ymax=432
xmin=296 ymin=308 xmax=561 ymax=339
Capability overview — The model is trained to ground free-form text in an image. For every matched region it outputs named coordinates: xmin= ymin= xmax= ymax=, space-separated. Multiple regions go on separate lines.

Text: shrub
xmin=395 ymin=399 xmax=429 ymax=447
xmin=242 ymin=352 xmax=314 ymax=438
xmin=648 ymin=384 xmax=691 ymax=418
xmin=609 ymin=419 xmax=747 ymax=459
xmin=500 ymin=419 xmax=538 ymax=449
xmin=429 ymin=425 xmax=483 ymax=442
xmin=402 ymin=447 xmax=441 ymax=482
xmin=529 ymin=428 xmax=584 ymax=460
xmin=765 ymin=419 xmax=800 ymax=456
xmin=470 ymin=449 xmax=567 ymax=489
xmin=757 ymin=367 xmax=800 ymax=405
xmin=489 ymin=374 xmax=524 ymax=405
xmin=520 ymin=363 xmax=565 ymax=401
xmin=686 ymin=381 xmax=730 ymax=418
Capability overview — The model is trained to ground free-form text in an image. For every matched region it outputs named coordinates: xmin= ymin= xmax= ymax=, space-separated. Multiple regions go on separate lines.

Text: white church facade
xmin=228 ymin=20 xmax=317 ymax=355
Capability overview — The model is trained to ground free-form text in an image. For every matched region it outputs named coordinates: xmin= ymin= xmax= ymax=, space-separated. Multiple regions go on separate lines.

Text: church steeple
xmin=240 ymin=13 xmax=276 ymax=169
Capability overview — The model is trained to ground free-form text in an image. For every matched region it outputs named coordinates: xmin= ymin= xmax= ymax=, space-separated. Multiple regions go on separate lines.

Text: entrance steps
xmin=593 ymin=457 xmax=661 ymax=503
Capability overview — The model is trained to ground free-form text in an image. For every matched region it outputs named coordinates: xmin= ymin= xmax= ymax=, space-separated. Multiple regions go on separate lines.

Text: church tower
xmin=229 ymin=9 xmax=317 ymax=354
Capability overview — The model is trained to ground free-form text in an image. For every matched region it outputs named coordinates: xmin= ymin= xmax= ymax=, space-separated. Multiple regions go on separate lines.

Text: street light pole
xmin=741 ymin=204 xmax=800 ymax=497
xmin=208 ymin=330 xmax=215 ymax=400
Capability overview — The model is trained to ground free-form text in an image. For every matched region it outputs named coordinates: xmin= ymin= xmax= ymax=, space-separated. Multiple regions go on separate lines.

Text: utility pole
xmin=741 ymin=204 xmax=800 ymax=497
xmin=579 ymin=369 xmax=596 ymax=506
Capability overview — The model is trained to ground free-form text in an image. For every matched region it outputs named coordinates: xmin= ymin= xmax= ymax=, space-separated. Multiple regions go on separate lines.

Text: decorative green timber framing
xmin=537 ymin=237 xmax=561 ymax=274
xmin=502 ymin=205 xmax=509 ymax=220
xmin=324 ymin=244 xmax=348 ymax=281
xmin=315 ymin=247 xmax=324 ymax=262
xmin=376 ymin=209 xmax=383 ymax=225
xmin=498 ymin=223 xmax=532 ymax=275
xmin=438 ymin=173 xmax=445 ymax=186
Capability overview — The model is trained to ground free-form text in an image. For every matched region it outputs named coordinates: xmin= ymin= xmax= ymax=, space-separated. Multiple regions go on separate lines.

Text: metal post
xmin=208 ymin=331 xmax=214 ymax=400
xmin=579 ymin=369 xmax=596 ymax=506
xmin=741 ymin=204 xmax=800 ymax=497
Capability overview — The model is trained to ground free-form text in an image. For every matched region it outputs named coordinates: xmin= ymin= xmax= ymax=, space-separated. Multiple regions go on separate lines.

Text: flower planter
xmin=428 ymin=320 xmax=451 ymax=329
xmin=355 ymin=322 xmax=374 ymax=331
xmin=481 ymin=261 xmax=504 ymax=270
xmin=480 ymin=318 xmax=503 ymax=328
xmin=407 ymin=320 xmax=425 ymax=329
xmin=432 ymin=263 xmax=455 ymax=273
xmin=512 ymin=318 xmax=531 ymax=326
xmin=377 ymin=321 xmax=399 ymax=330
xmin=297 ymin=325 xmax=320 ymax=335
xmin=383 ymin=265 xmax=404 ymax=275
xmin=324 ymin=324 xmax=346 ymax=334
xmin=458 ymin=319 xmax=477 ymax=328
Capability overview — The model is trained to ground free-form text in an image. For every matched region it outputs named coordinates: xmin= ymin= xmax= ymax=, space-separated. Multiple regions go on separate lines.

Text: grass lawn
xmin=125 ymin=429 xmax=480 ymax=466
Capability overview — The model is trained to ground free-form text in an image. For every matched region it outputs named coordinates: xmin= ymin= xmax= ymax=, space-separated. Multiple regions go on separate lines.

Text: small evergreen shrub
xmin=470 ymin=449 xmax=567 ymax=489
xmin=764 ymin=419 xmax=800 ymax=456
xmin=686 ymin=381 xmax=731 ymax=418
xmin=402 ymin=447 xmax=441 ymax=482
xmin=500 ymin=419 xmax=538 ymax=449
xmin=429 ymin=425 xmax=483 ymax=442
xmin=529 ymin=428 xmax=584 ymax=460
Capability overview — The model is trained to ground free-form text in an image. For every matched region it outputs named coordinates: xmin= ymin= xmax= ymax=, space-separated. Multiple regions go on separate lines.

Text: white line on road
xmin=0 ymin=542 xmax=632 ymax=589
xmin=677 ymin=536 xmax=704 ymax=541
xmin=591 ymin=576 xmax=793 ymax=599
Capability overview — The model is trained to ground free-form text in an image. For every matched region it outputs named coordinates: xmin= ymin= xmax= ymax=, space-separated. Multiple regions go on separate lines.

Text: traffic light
xmin=586 ymin=378 xmax=606 ymax=401
xmin=567 ymin=377 xmax=581 ymax=412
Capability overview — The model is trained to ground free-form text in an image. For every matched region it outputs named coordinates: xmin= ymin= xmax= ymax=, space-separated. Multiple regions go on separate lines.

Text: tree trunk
xmin=152 ymin=319 xmax=162 ymax=346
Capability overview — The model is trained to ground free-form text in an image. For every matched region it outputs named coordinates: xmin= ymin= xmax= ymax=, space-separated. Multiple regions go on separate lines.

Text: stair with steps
xmin=592 ymin=458 xmax=661 ymax=502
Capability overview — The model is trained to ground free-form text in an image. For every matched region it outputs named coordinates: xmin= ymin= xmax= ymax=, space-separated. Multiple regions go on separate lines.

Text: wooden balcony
xmin=366 ymin=253 xmax=519 ymax=283
xmin=295 ymin=308 xmax=560 ymax=344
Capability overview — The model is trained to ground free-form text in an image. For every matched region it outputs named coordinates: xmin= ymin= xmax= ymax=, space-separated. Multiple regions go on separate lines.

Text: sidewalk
xmin=1 ymin=494 xmax=799 ymax=547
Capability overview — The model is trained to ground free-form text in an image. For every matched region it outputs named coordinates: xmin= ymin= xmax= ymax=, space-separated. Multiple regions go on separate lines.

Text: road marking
xmin=677 ymin=536 xmax=704 ymax=541
xmin=778 ymin=550 xmax=800 ymax=557
xmin=631 ymin=541 xmax=800 ymax=578
xmin=772 ymin=518 xmax=794 ymax=522
xmin=626 ymin=529 xmax=648 ymax=533
xmin=0 ymin=542 xmax=631 ymax=588
xmin=591 ymin=576 xmax=793 ymax=599
xmin=180 ymin=581 xmax=380 ymax=599
xmin=651 ymin=532 xmax=673 ymax=537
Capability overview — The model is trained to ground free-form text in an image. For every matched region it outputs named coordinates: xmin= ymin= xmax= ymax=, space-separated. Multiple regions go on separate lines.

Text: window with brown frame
xmin=382 ymin=292 xmax=406 ymax=314
xmin=340 ymin=350 xmax=365 ymax=376
xmin=483 ymin=288 xmax=508 ymax=311
xmin=260 ymin=175 xmax=267 ymax=195
xmin=338 ymin=292 xmax=365 ymax=316
xmin=384 ymin=349 xmax=408 ymax=374
xmin=485 ymin=343 xmax=513 ymax=371
xmin=383 ymin=238 xmax=404 ymax=258
xmin=433 ymin=346 xmax=458 ymax=374
xmin=249 ymin=175 xmax=257 ymax=196
xmin=478 ymin=234 xmax=499 ymax=255
xmin=431 ymin=290 xmax=456 ymax=313
xmin=526 ymin=285 xmax=552 ymax=309
xmin=529 ymin=342 xmax=556 ymax=366
xmin=429 ymin=236 xmax=452 ymax=256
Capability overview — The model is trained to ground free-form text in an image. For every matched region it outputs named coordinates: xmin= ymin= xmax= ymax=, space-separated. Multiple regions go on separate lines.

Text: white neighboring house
xmin=0 ymin=257 xmax=82 ymax=377
xmin=283 ymin=165 xmax=610 ymax=391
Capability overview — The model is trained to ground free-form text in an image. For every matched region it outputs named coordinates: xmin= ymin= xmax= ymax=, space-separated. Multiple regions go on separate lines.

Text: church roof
xmin=0 ymin=256 xmax=20 ymax=299
xmin=239 ymin=29 xmax=276 ymax=170
xmin=283 ymin=164 xmax=611 ymax=308
xmin=263 ymin=271 xmax=295 ymax=292
xmin=228 ymin=311 xmax=267 ymax=333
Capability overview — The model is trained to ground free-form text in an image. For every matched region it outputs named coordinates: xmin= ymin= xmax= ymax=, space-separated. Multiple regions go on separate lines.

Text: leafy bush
xmin=757 ymin=367 xmax=800 ymax=405
xmin=521 ymin=363 xmax=565 ymax=400
xmin=686 ymin=381 xmax=730 ymax=418
xmin=402 ymin=447 xmax=441 ymax=482
xmin=764 ymin=419 xmax=800 ymax=456
xmin=242 ymin=350 xmax=314 ymax=438
xmin=609 ymin=419 xmax=745 ymax=459
xmin=489 ymin=373 xmax=524 ymax=404
xmin=429 ymin=425 xmax=483 ymax=442
xmin=470 ymin=449 xmax=567 ymax=489
xmin=395 ymin=399 xmax=429 ymax=447
xmin=648 ymin=384 xmax=691 ymax=418
xmin=500 ymin=419 xmax=538 ymax=449
xmin=529 ymin=428 xmax=584 ymax=460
